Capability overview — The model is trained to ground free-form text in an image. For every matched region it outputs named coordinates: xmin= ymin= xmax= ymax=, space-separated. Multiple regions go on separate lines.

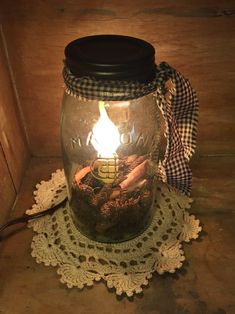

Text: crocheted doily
xmin=27 ymin=170 xmax=201 ymax=297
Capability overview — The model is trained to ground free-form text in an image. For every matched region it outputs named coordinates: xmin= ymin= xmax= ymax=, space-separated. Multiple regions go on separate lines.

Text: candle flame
xmin=91 ymin=101 xmax=120 ymax=158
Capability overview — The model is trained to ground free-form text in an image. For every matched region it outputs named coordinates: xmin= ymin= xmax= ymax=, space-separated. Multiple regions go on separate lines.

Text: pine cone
xmin=75 ymin=183 xmax=97 ymax=206
xmin=100 ymin=195 xmax=141 ymax=222
xmin=95 ymin=184 xmax=113 ymax=206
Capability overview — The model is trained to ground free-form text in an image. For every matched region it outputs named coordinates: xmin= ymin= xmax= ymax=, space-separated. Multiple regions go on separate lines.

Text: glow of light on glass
xmin=91 ymin=101 xmax=120 ymax=158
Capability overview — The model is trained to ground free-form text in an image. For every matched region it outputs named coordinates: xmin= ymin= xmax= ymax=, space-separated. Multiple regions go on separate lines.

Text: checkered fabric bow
xmin=154 ymin=63 xmax=198 ymax=195
xmin=63 ymin=62 xmax=198 ymax=195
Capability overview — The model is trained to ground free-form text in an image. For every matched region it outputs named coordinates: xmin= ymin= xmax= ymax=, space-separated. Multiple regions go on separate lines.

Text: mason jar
xmin=61 ymin=35 xmax=161 ymax=242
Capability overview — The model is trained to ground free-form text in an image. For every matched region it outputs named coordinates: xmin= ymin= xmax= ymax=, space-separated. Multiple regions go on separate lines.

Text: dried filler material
xmin=71 ymin=155 xmax=155 ymax=242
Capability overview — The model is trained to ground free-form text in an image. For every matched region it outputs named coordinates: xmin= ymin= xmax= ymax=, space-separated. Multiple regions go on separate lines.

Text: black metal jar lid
xmin=64 ymin=35 xmax=156 ymax=83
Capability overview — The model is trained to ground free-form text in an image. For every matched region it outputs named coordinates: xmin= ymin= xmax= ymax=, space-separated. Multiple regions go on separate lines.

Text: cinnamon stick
xmin=74 ymin=166 xmax=91 ymax=185
xmin=120 ymin=160 xmax=149 ymax=190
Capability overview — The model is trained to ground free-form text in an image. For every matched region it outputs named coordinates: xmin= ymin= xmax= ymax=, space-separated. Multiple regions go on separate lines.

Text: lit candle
xmin=91 ymin=101 xmax=120 ymax=183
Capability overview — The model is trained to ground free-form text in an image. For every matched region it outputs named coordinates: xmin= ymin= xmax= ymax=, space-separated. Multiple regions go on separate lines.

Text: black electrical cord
xmin=0 ymin=197 xmax=68 ymax=235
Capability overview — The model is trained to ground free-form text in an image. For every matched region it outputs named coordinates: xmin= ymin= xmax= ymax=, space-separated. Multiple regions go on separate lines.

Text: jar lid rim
xmin=64 ymin=35 xmax=156 ymax=82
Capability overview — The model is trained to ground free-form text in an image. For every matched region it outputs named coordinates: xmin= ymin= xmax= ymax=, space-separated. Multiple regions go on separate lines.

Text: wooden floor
xmin=0 ymin=157 xmax=235 ymax=314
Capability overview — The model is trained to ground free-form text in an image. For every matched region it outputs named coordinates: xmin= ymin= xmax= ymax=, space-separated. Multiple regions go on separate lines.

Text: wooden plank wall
xmin=0 ymin=0 xmax=235 ymax=158
xmin=0 ymin=145 xmax=15 ymax=225
xmin=0 ymin=26 xmax=30 ymax=220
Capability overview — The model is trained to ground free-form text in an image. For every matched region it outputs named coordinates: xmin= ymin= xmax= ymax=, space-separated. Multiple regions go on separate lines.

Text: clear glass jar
xmin=61 ymin=92 xmax=160 ymax=242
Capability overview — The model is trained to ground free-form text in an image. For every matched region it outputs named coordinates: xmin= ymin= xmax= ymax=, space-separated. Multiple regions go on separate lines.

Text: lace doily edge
xmin=27 ymin=169 xmax=202 ymax=297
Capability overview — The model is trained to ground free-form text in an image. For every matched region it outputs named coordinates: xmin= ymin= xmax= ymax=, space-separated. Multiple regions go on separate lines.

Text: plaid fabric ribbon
xmin=63 ymin=66 xmax=161 ymax=101
xmin=154 ymin=63 xmax=198 ymax=195
xmin=63 ymin=62 xmax=198 ymax=195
